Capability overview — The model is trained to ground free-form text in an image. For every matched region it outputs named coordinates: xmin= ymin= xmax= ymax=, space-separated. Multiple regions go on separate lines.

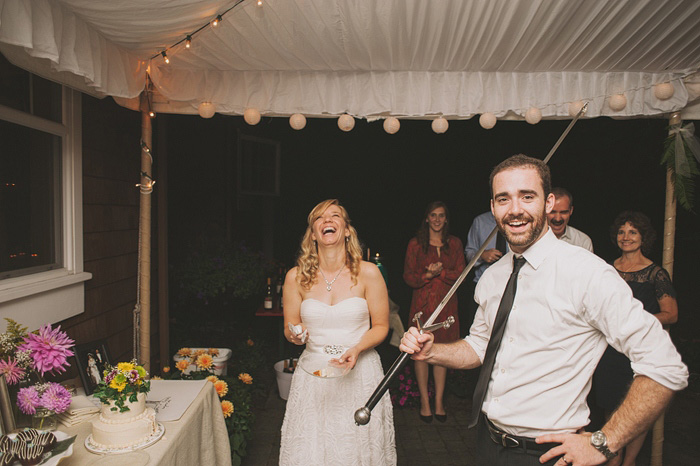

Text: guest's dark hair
xmin=416 ymin=201 xmax=451 ymax=254
xmin=552 ymin=187 xmax=574 ymax=206
xmin=610 ymin=210 xmax=656 ymax=255
xmin=489 ymin=154 xmax=551 ymax=198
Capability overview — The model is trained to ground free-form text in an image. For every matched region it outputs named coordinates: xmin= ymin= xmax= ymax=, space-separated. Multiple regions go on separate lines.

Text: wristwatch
xmin=590 ymin=430 xmax=618 ymax=460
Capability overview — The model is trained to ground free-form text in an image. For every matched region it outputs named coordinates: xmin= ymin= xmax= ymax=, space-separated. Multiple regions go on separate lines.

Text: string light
xmin=185 ymin=35 xmax=192 ymax=49
xmin=211 ymin=15 xmax=222 ymax=28
xmin=161 ymin=51 xmax=169 ymax=64
xmin=257 ymin=0 xmax=263 ymax=6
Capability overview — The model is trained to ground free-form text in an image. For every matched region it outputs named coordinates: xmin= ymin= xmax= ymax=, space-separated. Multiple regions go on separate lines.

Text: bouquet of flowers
xmin=0 ymin=319 xmax=74 ymax=418
xmin=92 ymin=361 xmax=150 ymax=413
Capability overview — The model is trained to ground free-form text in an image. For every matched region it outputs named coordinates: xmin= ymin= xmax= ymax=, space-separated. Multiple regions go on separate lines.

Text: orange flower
xmin=195 ymin=353 xmax=214 ymax=370
xmin=177 ymin=348 xmax=192 ymax=357
xmin=214 ymin=380 xmax=229 ymax=397
xmin=151 ymin=375 xmax=163 ymax=380
xmin=206 ymin=375 xmax=219 ymax=384
xmin=175 ymin=359 xmax=190 ymax=372
xmin=238 ymin=373 xmax=253 ymax=385
xmin=246 ymin=339 xmax=254 ymax=347
xmin=162 ymin=366 xmax=170 ymax=373
xmin=193 ymin=349 xmax=206 ymax=357
xmin=221 ymin=400 xmax=234 ymax=418
xmin=208 ymin=348 xmax=220 ymax=356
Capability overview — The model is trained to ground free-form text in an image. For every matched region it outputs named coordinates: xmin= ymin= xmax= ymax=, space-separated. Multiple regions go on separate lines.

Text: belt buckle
xmin=500 ymin=433 xmax=520 ymax=448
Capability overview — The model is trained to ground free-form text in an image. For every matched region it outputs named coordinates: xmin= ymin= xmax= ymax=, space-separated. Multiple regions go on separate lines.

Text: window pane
xmin=0 ymin=120 xmax=62 ymax=278
xmin=0 ymin=53 xmax=61 ymax=122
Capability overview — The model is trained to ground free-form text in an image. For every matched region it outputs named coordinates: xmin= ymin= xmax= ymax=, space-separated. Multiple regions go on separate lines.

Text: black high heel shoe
xmin=434 ymin=413 xmax=447 ymax=423
xmin=419 ymin=413 xmax=433 ymax=423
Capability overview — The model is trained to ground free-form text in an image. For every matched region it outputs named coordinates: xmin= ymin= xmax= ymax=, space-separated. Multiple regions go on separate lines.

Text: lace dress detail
xmin=279 ymin=297 xmax=396 ymax=466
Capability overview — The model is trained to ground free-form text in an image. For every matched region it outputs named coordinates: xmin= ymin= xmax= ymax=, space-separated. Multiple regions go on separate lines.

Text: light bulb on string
xmin=338 ymin=114 xmax=355 ymax=132
xmin=479 ymin=113 xmax=497 ymax=129
xmin=383 ymin=117 xmax=400 ymax=134
xmin=290 ymin=113 xmax=307 ymax=130
xmin=185 ymin=36 xmax=192 ymax=49
xmin=431 ymin=117 xmax=448 ymax=134
xmin=257 ymin=0 xmax=263 ymax=6
xmin=244 ymin=108 xmax=261 ymax=125
xmin=148 ymin=110 xmax=156 ymax=118
xmin=608 ymin=93 xmax=627 ymax=112
xmin=211 ymin=15 xmax=222 ymax=28
xmin=653 ymin=82 xmax=674 ymax=100
xmin=525 ymin=107 xmax=542 ymax=125
xmin=161 ymin=51 xmax=169 ymax=64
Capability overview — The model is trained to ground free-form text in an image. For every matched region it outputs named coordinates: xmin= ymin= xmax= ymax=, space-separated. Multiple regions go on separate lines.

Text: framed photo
xmin=73 ymin=341 xmax=111 ymax=395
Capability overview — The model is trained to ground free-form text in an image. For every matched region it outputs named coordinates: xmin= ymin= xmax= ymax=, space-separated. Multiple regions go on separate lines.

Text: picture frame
xmin=73 ymin=341 xmax=111 ymax=395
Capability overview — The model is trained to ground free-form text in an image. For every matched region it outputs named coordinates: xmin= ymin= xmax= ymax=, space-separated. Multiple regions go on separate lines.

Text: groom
xmin=400 ymin=154 xmax=687 ymax=466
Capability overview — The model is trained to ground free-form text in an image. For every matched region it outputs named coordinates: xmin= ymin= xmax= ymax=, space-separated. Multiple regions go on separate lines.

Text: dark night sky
xmin=165 ymin=114 xmax=699 ymax=341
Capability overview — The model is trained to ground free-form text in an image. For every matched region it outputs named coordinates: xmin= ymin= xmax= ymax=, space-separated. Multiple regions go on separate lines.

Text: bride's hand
xmin=335 ymin=347 xmax=360 ymax=370
xmin=287 ymin=324 xmax=308 ymax=345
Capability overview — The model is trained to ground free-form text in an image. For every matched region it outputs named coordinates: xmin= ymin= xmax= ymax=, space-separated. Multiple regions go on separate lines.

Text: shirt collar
xmin=559 ymin=225 xmax=572 ymax=240
xmin=520 ymin=227 xmax=558 ymax=270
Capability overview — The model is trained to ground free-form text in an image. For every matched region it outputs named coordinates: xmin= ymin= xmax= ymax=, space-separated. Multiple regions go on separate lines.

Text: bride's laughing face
xmin=312 ymin=205 xmax=349 ymax=246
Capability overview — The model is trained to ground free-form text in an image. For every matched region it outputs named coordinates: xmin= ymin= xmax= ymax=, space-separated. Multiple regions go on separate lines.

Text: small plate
xmin=85 ymin=423 xmax=165 ymax=454
xmin=298 ymin=352 xmax=350 ymax=379
xmin=7 ymin=430 xmax=74 ymax=466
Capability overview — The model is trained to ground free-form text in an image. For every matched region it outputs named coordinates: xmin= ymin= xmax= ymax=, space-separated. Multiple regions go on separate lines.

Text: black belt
xmin=484 ymin=417 xmax=558 ymax=453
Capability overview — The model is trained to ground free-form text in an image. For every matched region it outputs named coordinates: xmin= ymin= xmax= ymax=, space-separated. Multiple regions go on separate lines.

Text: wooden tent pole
xmin=650 ymin=111 xmax=681 ymax=466
xmin=138 ymin=110 xmax=153 ymax=372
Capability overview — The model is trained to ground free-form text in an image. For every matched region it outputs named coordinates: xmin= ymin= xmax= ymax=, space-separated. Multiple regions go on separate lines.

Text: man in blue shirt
xmin=464 ymin=211 xmax=508 ymax=283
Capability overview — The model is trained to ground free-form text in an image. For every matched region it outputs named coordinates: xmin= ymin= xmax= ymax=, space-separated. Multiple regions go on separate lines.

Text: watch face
xmin=591 ymin=431 xmax=605 ymax=446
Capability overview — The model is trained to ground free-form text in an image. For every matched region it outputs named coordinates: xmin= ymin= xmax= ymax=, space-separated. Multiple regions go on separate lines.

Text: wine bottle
xmin=264 ymin=277 xmax=273 ymax=310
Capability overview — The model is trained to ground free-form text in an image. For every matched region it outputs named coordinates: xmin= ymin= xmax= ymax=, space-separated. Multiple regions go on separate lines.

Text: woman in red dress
xmin=403 ymin=201 xmax=465 ymax=423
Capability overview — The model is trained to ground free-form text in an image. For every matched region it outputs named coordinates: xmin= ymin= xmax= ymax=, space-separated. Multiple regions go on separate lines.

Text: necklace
xmin=319 ymin=266 xmax=344 ymax=292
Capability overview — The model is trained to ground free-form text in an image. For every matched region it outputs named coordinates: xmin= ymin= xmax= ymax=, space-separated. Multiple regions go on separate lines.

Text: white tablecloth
xmin=61 ymin=381 xmax=231 ymax=465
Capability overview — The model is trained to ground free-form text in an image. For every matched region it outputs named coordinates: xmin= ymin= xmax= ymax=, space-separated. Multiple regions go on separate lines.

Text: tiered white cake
xmin=91 ymin=393 xmax=157 ymax=449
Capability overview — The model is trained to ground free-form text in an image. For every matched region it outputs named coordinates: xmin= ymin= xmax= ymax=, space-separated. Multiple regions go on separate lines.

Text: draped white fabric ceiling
xmin=1 ymin=0 xmax=699 ymax=120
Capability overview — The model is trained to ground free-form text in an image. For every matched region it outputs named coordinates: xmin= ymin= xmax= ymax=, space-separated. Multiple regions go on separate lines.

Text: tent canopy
xmin=1 ymin=0 xmax=700 ymax=120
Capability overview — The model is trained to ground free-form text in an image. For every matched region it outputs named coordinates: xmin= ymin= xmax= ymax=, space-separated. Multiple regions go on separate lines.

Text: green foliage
xmin=172 ymin=240 xmax=274 ymax=304
xmin=0 ymin=318 xmax=29 ymax=360
xmin=661 ymin=124 xmax=700 ymax=211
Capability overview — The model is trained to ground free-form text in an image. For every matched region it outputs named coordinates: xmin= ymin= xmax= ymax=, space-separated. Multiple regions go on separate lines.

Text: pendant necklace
xmin=320 ymin=266 xmax=344 ymax=292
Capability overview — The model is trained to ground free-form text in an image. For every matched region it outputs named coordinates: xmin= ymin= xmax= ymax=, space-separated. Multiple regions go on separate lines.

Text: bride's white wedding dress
xmin=279 ymin=297 xmax=396 ymax=465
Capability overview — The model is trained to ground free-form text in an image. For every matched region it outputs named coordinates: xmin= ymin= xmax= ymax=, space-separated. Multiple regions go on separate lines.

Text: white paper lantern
xmin=290 ymin=113 xmax=306 ymax=130
xmin=479 ymin=113 xmax=497 ymax=129
xmin=383 ymin=117 xmax=400 ymax=134
xmin=243 ymin=108 xmax=261 ymax=125
xmin=568 ymin=101 xmax=585 ymax=117
xmin=654 ymin=82 xmax=674 ymax=100
xmin=524 ymin=107 xmax=542 ymax=125
xmin=198 ymin=102 xmax=216 ymax=119
xmin=338 ymin=114 xmax=355 ymax=132
xmin=608 ymin=94 xmax=627 ymax=112
xmin=431 ymin=118 xmax=449 ymax=134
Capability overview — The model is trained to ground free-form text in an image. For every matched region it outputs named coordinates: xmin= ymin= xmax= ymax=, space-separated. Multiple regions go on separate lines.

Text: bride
xmin=279 ymin=199 xmax=396 ymax=465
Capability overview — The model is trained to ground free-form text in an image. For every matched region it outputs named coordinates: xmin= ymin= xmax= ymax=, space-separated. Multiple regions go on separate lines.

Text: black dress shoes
xmin=419 ymin=413 xmax=433 ymax=423
xmin=434 ymin=413 xmax=447 ymax=423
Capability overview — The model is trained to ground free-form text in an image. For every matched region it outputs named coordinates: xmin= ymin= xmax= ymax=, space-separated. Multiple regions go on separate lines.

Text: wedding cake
xmin=90 ymin=393 xmax=157 ymax=449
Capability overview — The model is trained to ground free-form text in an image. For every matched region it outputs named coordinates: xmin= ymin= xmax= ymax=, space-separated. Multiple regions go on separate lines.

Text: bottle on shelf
xmin=277 ymin=266 xmax=285 ymax=309
xmin=264 ymin=277 xmax=273 ymax=310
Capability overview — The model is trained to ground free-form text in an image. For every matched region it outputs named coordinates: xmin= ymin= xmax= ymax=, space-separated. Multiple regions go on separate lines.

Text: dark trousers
xmin=476 ymin=417 xmax=563 ymax=466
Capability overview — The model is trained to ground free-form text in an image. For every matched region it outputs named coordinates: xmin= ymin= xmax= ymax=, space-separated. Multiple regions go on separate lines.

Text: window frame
xmin=0 ymin=87 xmax=91 ymax=328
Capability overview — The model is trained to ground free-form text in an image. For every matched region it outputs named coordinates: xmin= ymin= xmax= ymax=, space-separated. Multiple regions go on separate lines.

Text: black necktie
xmin=495 ymin=232 xmax=507 ymax=255
xmin=468 ymin=255 xmax=527 ymax=428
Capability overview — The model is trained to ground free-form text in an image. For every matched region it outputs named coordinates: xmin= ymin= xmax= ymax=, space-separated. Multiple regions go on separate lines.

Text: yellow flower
xmin=221 ymin=400 xmax=234 ymax=418
xmin=117 ymin=362 xmax=135 ymax=372
xmin=175 ymin=359 xmax=190 ymax=372
xmin=214 ymin=380 xmax=229 ymax=398
xmin=246 ymin=339 xmax=254 ymax=347
xmin=193 ymin=349 xmax=206 ymax=358
xmin=151 ymin=375 xmax=162 ymax=380
xmin=206 ymin=375 xmax=219 ymax=384
xmin=195 ymin=354 xmax=213 ymax=370
xmin=177 ymin=348 xmax=192 ymax=357
xmin=208 ymin=348 xmax=220 ymax=356
xmin=110 ymin=379 xmax=126 ymax=392
xmin=238 ymin=373 xmax=253 ymax=385
xmin=162 ymin=367 xmax=170 ymax=373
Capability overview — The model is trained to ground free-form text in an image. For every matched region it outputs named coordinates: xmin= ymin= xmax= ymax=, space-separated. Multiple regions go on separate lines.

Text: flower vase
xmin=31 ymin=407 xmax=57 ymax=431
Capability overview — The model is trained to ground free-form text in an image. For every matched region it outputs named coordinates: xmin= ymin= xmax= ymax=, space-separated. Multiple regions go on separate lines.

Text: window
xmin=0 ymin=53 xmax=90 ymax=327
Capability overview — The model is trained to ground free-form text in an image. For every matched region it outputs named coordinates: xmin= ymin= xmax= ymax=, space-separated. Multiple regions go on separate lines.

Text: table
xmin=61 ymin=381 xmax=231 ymax=465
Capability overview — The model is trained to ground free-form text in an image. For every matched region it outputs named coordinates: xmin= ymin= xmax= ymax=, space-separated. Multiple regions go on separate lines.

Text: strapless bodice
xmin=300 ymin=296 xmax=369 ymax=354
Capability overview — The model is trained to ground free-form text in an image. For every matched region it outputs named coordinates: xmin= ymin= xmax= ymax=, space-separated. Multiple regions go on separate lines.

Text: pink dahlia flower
xmin=19 ymin=325 xmax=74 ymax=376
xmin=17 ymin=386 xmax=40 ymax=415
xmin=40 ymin=383 xmax=72 ymax=414
xmin=0 ymin=358 xmax=25 ymax=385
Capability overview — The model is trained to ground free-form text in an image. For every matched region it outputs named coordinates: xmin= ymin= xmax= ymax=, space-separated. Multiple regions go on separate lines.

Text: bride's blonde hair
xmin=297 ymin=199 xmax=363 ymax=290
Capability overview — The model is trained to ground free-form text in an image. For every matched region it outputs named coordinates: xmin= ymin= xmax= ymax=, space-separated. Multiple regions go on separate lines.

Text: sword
xmin=354 ymin=102 xmax=589 ymax=426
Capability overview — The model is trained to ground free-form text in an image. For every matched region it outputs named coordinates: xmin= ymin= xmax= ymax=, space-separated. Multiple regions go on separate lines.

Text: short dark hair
xmin=610 ymin=210 xmax=656 ymax=255
xmin=489 ymin=154 xmax=552 ymax=198
xmin=551 ymin=187 xmax=573 ymax=206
